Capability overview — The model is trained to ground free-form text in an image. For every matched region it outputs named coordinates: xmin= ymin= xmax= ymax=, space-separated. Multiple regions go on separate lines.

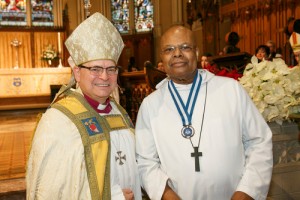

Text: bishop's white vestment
xmin=135 ymin=70 xmax=273 ymax=200
xmin=26 ymin=89 xmax=142 ymax=200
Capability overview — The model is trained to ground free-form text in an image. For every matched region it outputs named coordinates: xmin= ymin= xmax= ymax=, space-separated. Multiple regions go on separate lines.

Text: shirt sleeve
xmin=236 ymin=83 xmax=273 ymax=200
xmin=26 ymin=108 xmax=90 ymax=200
xmin=135 ymin=99 xmax=169 ymax=200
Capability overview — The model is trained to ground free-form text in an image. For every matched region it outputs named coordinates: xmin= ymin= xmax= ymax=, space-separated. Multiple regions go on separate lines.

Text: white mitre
xmin=65 ymin=12 xmax=124 ymax=66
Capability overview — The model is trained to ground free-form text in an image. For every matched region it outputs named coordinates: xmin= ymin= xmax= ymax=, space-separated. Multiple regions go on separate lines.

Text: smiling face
xmin=201 ymin=56 xmax=209 ymax=68
xmin=256 ymin=48 xmax=267 ymax=60
xmin=255 ymin=45 xmax=270 ymax=61
xmin=160 ymin=26 xmax=199 ymax=84
xmin=73 ymin=59 xmax=118 ymax=104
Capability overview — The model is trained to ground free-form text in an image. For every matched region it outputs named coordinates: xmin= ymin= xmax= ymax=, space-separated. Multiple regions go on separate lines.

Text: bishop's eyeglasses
xmin=79 ymin=65 xmax=119 ymax=76
xmin=161 ymin=44 xmax=195 ymax=55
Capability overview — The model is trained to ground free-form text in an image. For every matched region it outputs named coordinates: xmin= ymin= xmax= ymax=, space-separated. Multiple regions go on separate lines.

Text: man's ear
xmin=196 ymin=49 xmax=199 ymax=61
xmin=73 ymin=66 xmax=81 ymax=82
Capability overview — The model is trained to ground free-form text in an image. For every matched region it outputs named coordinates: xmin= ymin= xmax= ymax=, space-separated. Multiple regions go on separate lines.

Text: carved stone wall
xmin=268 ymin=122 xmax=300 ymax=199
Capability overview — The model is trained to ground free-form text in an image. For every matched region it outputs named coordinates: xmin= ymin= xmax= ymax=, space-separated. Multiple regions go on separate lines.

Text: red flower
xmin=204 ymin=64 xmax=242 ymax=80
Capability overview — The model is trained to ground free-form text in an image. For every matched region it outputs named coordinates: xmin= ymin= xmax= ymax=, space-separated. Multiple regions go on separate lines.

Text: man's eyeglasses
xmin=79 ymin=65 xmax=119 ymax=76
xmin=161 ymin=44 xmax=195 ymax=55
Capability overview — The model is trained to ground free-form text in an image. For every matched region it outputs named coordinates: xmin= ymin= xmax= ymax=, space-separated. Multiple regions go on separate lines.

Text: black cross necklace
xmin=190 ymin=83 xmax=207 ymax=172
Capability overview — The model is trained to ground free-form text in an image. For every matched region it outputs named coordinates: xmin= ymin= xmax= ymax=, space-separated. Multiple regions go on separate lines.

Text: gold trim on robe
xmin=50 ymin=87 xmax=133 ymax=200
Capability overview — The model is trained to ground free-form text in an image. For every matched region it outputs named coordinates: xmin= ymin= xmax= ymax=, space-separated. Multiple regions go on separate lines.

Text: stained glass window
xmin=111 ymin=0 xmax=154 ymax=34
xmin=134 ymin=0 xmax=153 ymax=32
xmin=111 ymin=0 xmax=130 ymax=34
xmin=31 ymin=0 xmax=54 ymax=26
xmin=0 ymin=0 xmax=27 ymax=26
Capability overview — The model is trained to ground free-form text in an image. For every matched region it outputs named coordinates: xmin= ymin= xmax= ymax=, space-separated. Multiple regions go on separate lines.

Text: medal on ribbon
xmin=181 ymin=125 xmax=195 ymax=139
xmin=168 ymin=72 xmax=202 ymax=139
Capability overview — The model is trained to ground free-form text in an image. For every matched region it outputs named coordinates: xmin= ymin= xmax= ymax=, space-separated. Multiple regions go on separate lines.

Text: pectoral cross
xmin=191 ymin=147 xmax=202 ymax=172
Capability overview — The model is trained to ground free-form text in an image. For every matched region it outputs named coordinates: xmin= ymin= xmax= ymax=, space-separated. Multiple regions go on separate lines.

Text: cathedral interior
xmin=0 ymin=0 xmax=300 ymax=199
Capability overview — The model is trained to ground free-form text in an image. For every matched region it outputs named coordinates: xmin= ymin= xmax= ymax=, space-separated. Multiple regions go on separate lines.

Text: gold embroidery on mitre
xmin=65 ymin=12 xmax=124 ymax=66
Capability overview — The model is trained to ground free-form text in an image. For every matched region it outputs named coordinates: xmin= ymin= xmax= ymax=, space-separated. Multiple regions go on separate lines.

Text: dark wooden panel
xmin=0 ymin=96 xmax=50 ymax=110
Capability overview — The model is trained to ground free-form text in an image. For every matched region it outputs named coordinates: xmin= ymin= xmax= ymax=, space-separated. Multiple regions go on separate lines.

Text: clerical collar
xmin=83 ymin=94 xmax=112 ymax=114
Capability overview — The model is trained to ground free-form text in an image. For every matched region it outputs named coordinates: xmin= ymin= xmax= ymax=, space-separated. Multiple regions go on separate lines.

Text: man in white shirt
xmin=135 ymin=25 xmax=273 ymax=200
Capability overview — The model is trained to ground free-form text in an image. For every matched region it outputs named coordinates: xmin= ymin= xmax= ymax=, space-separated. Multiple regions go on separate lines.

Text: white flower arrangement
xmin=239 ymin=58 xmax=300 ymax=124
xmin=42 ymin=44 xmax=58 ymax=61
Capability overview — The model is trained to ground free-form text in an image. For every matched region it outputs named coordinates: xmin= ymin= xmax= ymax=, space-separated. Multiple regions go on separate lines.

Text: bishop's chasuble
xmin=27 ymin=88 xmax=142 ymax=200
